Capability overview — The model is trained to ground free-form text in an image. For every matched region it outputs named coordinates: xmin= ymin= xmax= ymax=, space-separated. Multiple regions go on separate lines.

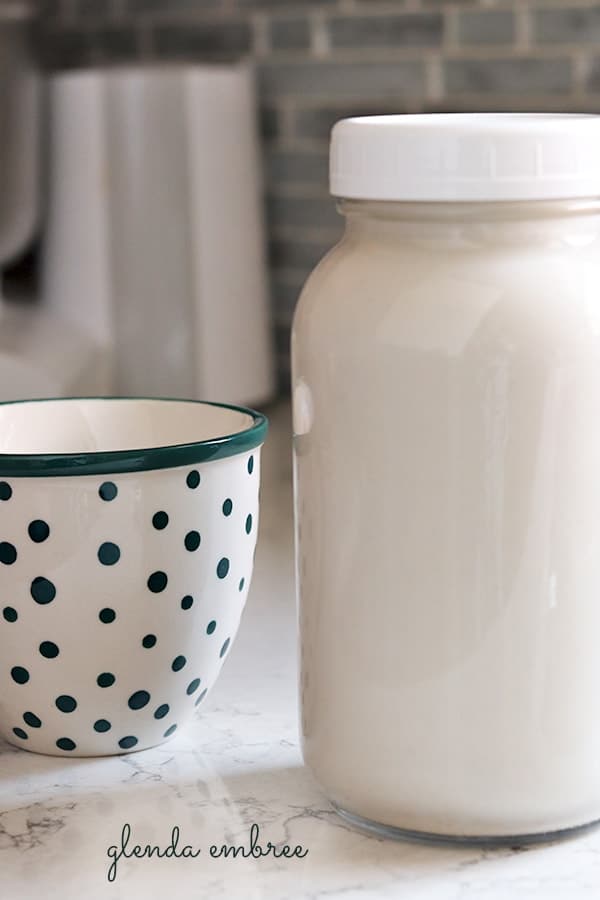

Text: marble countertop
xmin=1 ymin=402 xmax=600 ymax=900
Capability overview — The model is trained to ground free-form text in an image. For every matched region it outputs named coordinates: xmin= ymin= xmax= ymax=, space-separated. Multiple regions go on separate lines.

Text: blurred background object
xmin=0 ymin=1 xmax=39 ymax=267
xmin=0 ymin=0 xmax=114 ymax=399
xmin=42 ymin=63 xmax=274 ymax=404
xmin=3 ymin=0 xmax=600 ymax=398
xmin=1 ymin=1 xmax=274 ymax=404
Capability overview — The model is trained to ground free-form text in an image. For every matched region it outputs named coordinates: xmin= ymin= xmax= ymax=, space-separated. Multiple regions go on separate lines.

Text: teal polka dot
xmin=152 ymin=511 xmax=169 ymax=530
xmin=56 ymin=695 xmax=77 ymax=713
xmin=220 ymin=638 xmax=231 ymax=658
xmin=148 ymin=571 xmax=168 ymax=593
xmin=238 ymin=578 xmax=245 ymax=592
xmin=185 ymin=531 xmax=201 ymax=552
xmin=119 ymin=735 xmax=138 ymax=750
xmin=94 ymin=719 xmax=111 ymax=733
xmin=98 ymin=542 xmax=120 ymax=565
xmin=23 ymin=712 xmax=41 ymax=728
xmin=39 ymin=641 xmax=59 ymax=659
xmin=154 ymin=703 xmax=169 ymax=719
xmin=97 ymin=672 xmax=115 ymax=688
xmin=245 ymin=514 xmax=253 ymax=535
xmin=11 ymin=666 xmax=29 ymax=684
xmin=0 ymin=542 xmax=17 ymax=565
xmin=31 ymin=577 xmax=56 ymax=605
xmin=164 ymin=724 xmax=177 ymax=738
xmin=56 ymin=737 xmax=76 ymax=751
xmin=171 ymin=655 xmax=186 ymax=672
xmin=142 ymin=634 xmax=157 ymax=649
xmin=99 ymin=482 xmax=118 ymax=501
xmin=217 ymin=558 xmax=229 ymax=579
xmin=247 ymin=456 xmax=254 ymax=474
xmin=28 ymin=520 xmax=50 ymax=543
xmin=128 ymin=690 xmax=150 ymax=710
xmin=206 ymin=620 xmax=216 ymax=635
xmin=186 ymin=678 xmax=201 ymax=695
xmin=99 ymin=607 xmax=116 ymax=623
xmin=195 ymin=688 xmax=208 ymax=707
xmin=186 ymin=470 xmax=200 ymax=489
xmin=13 ymin=727 xmax=27 ymax=740
xmin=0 ymin=482 xmax=12 ymax=500
xmin=2 ymin=606 xmax=17 ymax=622
xmin=222 ymin=498 xmax=233 ymax=516
xmin=181 ymin=595 xmax=193 ymax=611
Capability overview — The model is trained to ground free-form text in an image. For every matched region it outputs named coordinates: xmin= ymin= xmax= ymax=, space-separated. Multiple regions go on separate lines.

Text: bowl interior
xmin=0 ymin=398 xmax=255 ymax=454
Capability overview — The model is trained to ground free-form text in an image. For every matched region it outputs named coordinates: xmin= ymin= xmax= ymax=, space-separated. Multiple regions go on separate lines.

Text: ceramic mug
xmin=0 ymin=397 xmax=267 ymax=756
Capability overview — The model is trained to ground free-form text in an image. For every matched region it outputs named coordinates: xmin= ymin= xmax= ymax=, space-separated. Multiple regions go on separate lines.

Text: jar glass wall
xmin=293 ymin=195 xmax=600 ymax=841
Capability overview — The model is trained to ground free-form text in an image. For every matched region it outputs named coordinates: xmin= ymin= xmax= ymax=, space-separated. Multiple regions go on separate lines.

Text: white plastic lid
xmin=329 ymin=113 xmax=600 ymax=202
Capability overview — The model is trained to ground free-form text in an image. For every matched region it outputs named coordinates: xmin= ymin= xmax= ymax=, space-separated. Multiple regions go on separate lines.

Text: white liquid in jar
xmin=293 ymin=203 xmax=600 ymax=837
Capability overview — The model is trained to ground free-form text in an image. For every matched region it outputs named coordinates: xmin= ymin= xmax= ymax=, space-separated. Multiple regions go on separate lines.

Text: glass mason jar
xmin=292 ymin=115 xmax=600 ymax=842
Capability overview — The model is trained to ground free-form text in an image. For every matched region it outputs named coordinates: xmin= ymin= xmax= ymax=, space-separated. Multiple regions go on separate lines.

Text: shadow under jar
xmin=292 ymin=114 xmax=600 ymax=843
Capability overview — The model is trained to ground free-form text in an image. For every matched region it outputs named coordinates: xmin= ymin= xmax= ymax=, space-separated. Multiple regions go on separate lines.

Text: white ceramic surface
xmin=0 ymin=398 xmax=265 ymax=757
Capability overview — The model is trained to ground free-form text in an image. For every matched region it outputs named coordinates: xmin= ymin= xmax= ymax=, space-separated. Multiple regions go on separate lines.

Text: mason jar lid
xmin=330 ymin=113 xmax=600 ymax=202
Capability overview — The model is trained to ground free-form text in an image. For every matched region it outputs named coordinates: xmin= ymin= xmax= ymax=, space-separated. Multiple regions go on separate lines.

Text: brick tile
xmin=269 ymin=237 xmax=332 ymax=271
xmin=533 ymin=6 xmax=600 ymax=45
xmin=265 ymin=148 xmax=329 ymax=188
xmin=328 ymin=13 xmax=442 ymax=49
xmin=270 ymin=16 xmax=311 ymax=51
xmin=267 ymin=192 xmax=341 ymax=231
xmin=457 ymin=9 xmax=515 ymax=46
xmin=152 ymin=21 xmax=251 ymax=59
xmin=259 ymin=59 xmax=425 ymax=99
xmin=294 ymin=101 xmax=410 ymax=141
xmin=445 ymin=56 xmax=573 ymax=95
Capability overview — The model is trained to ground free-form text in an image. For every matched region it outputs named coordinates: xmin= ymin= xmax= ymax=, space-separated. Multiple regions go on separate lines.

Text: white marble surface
xmin=1 ymin=403 xmax=600 ymax=899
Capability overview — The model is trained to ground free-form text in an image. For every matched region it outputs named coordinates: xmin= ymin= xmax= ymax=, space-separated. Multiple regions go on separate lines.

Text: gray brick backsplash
xmin=91 ymin=26 xmax=140 ymax=60
xmin=124 ymin=0 xmax=223 ymax=13
xmin=276 ymin=363 xmax=291 ymax=396
xmin=533 ymin=6 xmax=600 ymax=44
xmin=274 ymin=322 xmax=292 ymax=357
xmin=42 ymin=28 xmax=91 ymax=68
xmin=272 ymin=276 xmax=306 ymax=326
xmin=260 ymin=105 xmax=280 ymax=140
xmin=152 ymin=22 xmax=252 ymax=59
xmin=267 ymin=192 xmax=340 ymax=231
xmin=39 ymin=0 xmax=66 ymax=17
xmin=39 ymin=0 xmax=600 ymax=390
xmin=445 ymin=56 xmax=573 ymax=95
xmin=259 ymin=60 xmax=426 ymax=99
xmin=276 ymin=360 xmax=291 ymax=393
xmin=270 ymin=17 xmax=311 ymax=51
xmin=269 ymin=236 xmax=334 ymax=271
xmin=457 ymin=10 xmax=515 ymax=46
xmin=70 ymin=0 xmax=119 ymax=18
xmin=43 ymin=23 xmax=140 ymax=67
xmin=266 ymin=148 xmax=329 ymax=188
xmin=328 ymin=13 xmax=443 ymax=50
xmin=294 ymin=101 xmax=410 ymax=141
xmin=584 ymin=55 xmax=600 ymax=91
xmin=236 ymin=0 xmax=337 ymax=8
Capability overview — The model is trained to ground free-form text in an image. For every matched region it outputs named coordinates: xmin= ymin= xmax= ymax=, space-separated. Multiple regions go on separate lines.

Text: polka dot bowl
xmin=0 ymin=397 xmax=267 ymax=756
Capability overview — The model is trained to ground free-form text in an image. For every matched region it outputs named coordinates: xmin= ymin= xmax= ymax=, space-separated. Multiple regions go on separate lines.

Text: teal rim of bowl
xmin=0 ymin=397 xmax=269 ymax=478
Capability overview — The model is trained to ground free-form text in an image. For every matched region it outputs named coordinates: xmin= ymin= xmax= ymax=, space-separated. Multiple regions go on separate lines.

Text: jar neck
xmin=338 ymin=198 xmax=600 ymax=248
